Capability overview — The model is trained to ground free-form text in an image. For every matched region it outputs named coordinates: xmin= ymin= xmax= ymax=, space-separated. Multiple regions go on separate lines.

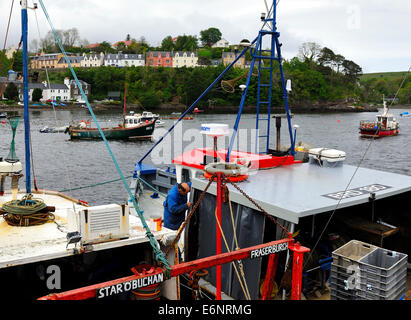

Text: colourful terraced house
xmin=146 ymin=51 xmax=173 ymax=67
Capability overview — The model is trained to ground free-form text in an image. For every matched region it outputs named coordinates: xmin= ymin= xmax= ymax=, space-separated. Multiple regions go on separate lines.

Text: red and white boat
xmin=359 ymin=99 xmax=399 ymax=138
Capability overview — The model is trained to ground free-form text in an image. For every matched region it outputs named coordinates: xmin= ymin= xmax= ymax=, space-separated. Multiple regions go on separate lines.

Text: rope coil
xmin=1 ymin=193 xmax=54 ymax=226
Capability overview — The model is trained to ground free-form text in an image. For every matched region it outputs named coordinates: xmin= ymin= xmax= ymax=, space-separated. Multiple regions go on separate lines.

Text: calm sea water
xmin=0 ymin=108 xmax=410 ymax=205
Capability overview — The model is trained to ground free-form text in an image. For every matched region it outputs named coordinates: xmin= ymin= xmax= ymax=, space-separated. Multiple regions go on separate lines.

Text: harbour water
xmin=0 ymin=108 xmax=410 ymax=206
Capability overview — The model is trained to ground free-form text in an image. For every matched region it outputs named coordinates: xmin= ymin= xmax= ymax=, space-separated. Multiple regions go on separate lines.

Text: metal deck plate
xmin=191 ymin=163 xmax=411 ymax=224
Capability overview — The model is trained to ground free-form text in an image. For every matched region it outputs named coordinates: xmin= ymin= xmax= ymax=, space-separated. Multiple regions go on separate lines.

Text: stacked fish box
xmin=331 ymin=240 xmax=408 ymax=300
xmin=330 ymin=240 xmax=377 ymax=300
xmin=356 ymin=248 xmax=408 ymax=300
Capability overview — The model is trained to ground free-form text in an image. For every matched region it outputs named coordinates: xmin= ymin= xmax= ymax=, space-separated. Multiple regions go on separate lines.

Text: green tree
xmin=200 ymin=27 xmax=222 ymax=47
xmin=140 ymin=90 xmax=161 ymax=108
xmin=32 ymin=88 xmax=43 ymax=102
xmin=399 ymin=82 xmax=411 ymax=104
xmin=342 ymin=59 xmax=362 ymax=82
xmin=4 ymin=82 xmax=19 ymax=101
xmin=175 ymin=35 xmax=198 ymax=51
xmin=94 ymin=41 xmax=114 ymax=54
xmin=161 ymin=36 xmax=175 ymax=51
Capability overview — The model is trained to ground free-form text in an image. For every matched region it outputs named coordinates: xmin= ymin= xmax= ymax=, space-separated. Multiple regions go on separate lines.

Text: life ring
xmin=204 ymin=162 xmax=249 ymax=182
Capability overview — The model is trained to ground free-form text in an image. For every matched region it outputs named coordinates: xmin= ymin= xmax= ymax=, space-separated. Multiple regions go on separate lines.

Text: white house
xmin=211 ymin=38 xmax=230 ymax=48
xmin=104 ymin=53 xmax=145 ymax=67
xmin=81 ymin=52 xmax=105 ymax=67
xmin=29 ymin=82 xmax=70 ymax=102
xmin=172 ymin=51 xmax=198 ymax=68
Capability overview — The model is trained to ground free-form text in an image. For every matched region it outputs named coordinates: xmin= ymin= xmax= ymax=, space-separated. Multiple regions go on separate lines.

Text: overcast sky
xmin=0 ymin=0 xmax=410 ymax=73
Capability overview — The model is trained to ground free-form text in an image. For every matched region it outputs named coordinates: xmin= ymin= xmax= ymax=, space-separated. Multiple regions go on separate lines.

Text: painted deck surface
xmin=0 ymin=190 xmax=175 ymax=268
xmin=191 ymin=162 xmax=411 ymax=224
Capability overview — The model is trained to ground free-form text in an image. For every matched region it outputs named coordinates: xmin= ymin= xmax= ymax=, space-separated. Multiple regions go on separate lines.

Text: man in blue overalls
xmin=163 ymin=182 xmax=192 ymax=230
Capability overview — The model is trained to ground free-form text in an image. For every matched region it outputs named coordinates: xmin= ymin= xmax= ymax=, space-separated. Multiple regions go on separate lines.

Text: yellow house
xmin=172 ymin=51 xmax=198 ymax=68
xmin=222 ymin=52 xmax=246 ymax=69
xmin=30 ymin=53 xmax=60 ymax=69
xmin=55 ymin=54 xmax=83 ymax=69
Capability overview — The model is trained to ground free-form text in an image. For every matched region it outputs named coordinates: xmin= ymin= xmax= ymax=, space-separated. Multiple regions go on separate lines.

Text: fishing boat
xmin=0 ymin=112 xmax=6 ymax=118
xmin=193 ymin=108 xmax=204 ymax=113
xmin=400 ymin=111 xmax=410 ymax=118
xmin=40 ymin=0 xmax=411 ymax=302
xmin=10 ymin=0 xmax=407 ymax=302
xmin=359 ymin=98 xmax=399 ymax=138
xmin=0 ymin=0 xmax=177 ymax=302
xmin=67 ymin=116 xmax=155 ymax=140
xmin=67 ymin=84 xmax=156 ymax=140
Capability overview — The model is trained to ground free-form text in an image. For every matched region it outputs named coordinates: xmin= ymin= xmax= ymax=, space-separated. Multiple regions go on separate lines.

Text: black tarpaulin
xmin=196 ymin=192 xmax=265 ymax=299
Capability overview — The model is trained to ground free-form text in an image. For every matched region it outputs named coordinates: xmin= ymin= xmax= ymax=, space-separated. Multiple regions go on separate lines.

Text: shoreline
xmin=1 ymin=102 xmax=410 ymax=114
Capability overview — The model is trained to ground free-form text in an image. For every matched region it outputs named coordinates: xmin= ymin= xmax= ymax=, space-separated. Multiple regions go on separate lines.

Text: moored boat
xmin=68 ymin=119 xmax=155 ymax=140
xmin=359 ymin=98 xmax=399 ymax=138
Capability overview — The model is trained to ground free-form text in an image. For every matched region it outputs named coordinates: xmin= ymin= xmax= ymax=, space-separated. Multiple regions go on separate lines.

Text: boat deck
xmin=0 ymin=190 xmax=175 ymax=269
xmin=191 ymin=161 xmax=411 ymax=224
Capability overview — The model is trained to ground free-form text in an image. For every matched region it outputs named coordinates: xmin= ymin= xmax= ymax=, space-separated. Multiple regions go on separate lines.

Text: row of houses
xmin=30 ymin=51 xmax=250 ymax=70
xmin=0 ymin=74 xmax=90 ymax=103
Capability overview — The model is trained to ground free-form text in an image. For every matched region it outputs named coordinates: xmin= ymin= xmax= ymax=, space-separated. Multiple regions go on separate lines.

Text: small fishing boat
xmin=359 ymin=98 xmax=399 ymax=138
xmin=400 ymin=111 xmax=410 ymax=117
xmin=193 ymin=108 xmax=204 ymax=113
xmin=0 ymin=112 xmax=6 ymax=119
xmin=67 ymin=84 xmax=156 ymax=140
xmin=155 ymin=120 xmax=166 ymax=127
xmin=68 ymin=116 xmax=155 ymax=140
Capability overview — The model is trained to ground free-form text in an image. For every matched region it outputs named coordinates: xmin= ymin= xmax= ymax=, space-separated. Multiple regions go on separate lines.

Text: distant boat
xmin=140 ymin=111 xmax=159 ymax=122
xmin=39 ymin=125 xmax=68 ymax=133
xmin=193 ymin=108 xmax=204 ymax=113
xmin=170 ymin=112 xmax=181 ymax=115
xmin=359 ymin=98 xmax=399 ymax=138
xmin=400 ymin=111 xmax=410 ymax=117
xmin=155 ymin=120 xmax=165 ymax=127
xmin=0 ymin=112 xmax=6 ymax=119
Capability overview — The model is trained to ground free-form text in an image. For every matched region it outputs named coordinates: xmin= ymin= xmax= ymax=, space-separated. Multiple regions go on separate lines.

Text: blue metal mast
xmin=226 ymin=0 xmax=295 ymax=160
xmin=21 ymin=0 xmax=31 ymax=193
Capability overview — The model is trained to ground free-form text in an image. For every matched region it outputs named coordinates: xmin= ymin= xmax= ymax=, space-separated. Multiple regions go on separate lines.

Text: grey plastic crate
xmin=330 ymin=275 xmax=359 ymax=293
xmin=330 ymin=282 xmax=358 ymax=300
xmin=357 ymin=276 xmax=407 ymax=297
xmin=356 ymin=278 xmax=407 ymax=300
xmin=358 ymin=262 xmax=407 ymax=288
xmin=332 ymin=240 xmax=378 ymax=269
xmin=359 ymin=247 xmax=408 ymax=278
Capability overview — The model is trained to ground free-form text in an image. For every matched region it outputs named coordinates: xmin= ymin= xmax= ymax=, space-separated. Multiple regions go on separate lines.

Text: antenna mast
xmin=226 ymin=0 xmax=295 ymax=160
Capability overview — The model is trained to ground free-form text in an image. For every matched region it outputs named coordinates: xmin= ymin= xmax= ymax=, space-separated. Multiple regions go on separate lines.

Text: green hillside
xmin=360 ymin=71 xmax=408 ymax=82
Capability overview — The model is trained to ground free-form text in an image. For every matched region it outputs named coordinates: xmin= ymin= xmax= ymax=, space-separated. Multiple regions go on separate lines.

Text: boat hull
xmin=69 ymin=121 xmax=155 ymax=140
xmin=359 ymin=128 xmax=399 ymax=138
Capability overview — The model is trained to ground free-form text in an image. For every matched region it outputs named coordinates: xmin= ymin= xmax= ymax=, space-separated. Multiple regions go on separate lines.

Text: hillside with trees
xmin=2 ymin=25 xmax=409 ymax=109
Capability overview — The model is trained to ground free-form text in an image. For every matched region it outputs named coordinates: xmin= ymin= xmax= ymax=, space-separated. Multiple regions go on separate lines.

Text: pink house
xmin=146 ymin=51 xmax=173 ymax=67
